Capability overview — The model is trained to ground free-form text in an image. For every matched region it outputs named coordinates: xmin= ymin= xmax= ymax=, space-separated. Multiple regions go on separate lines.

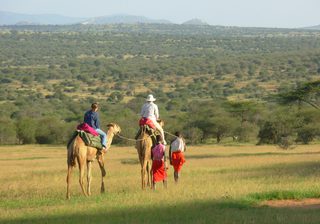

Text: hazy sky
xmin=1 ymin=0 xmax=319 ymax=28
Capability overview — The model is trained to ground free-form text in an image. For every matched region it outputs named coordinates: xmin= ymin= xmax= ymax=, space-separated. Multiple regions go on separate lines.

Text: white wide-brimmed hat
xmin=146 ymin=94 xmax=156 ymax=102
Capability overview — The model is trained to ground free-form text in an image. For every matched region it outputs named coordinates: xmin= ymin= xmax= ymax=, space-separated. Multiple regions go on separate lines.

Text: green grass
xmin=1 ymin=145 xmax=320 ymax=223
xmin=247 ymin=190 xmax=320 ymax=202
xmin=0 ymin=156 xmax=49 ymax=161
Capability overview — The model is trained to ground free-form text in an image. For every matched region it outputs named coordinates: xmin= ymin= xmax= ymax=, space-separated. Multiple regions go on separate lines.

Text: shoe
xmin=101 ymin=147 xmax=108 ymax=153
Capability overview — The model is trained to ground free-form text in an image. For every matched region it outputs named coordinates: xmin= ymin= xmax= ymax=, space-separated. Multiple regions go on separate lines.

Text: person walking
xmin=151 ymin=135 xmax=168 ymax=190
xmin=169 ymin=131 xmax=186 ymax=183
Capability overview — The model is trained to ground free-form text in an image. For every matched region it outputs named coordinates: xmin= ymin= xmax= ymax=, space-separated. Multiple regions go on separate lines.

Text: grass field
xmin=1 ymin=144 xmax=320 ymax=223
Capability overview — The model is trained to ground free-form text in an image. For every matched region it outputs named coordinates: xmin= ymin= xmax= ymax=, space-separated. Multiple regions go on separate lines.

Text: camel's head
xmin=107 ymin=123 xmax=121 ymax=135
xmin=157 ymin=119 xmax=164 ymax=127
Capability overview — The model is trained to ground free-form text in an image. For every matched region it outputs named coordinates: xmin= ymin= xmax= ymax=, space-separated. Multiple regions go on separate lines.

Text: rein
xmin=116 ymin=133 xmax=143 ymax=142
xmin=116 ymin=130 xmax=176 ymax=142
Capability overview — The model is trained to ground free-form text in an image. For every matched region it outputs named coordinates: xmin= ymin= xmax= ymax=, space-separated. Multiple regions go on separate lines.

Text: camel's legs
xmin=78 ymin=156 xmax=88 ymax=196
xmin=66 ymin=165 xmax=73 ymax=199
xmin=136 ymin=132 xmax=152 ymax=190
xmin=141 ymin=159 xmax=149 ymax=189
xmin=146 ymin=161 xmax=152 ymax=188
xmin=87 ymin=161 xmax=92 ymax=196
xmin=141 ymin=166 xmax=145 ymax=189
xmin=137 ymin=144 xmax=145 ymax=189
xmin=97 ymin=155 xmax=106 ymax=193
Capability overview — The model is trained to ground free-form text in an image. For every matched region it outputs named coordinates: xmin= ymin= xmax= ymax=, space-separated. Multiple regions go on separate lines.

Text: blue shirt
xmin=84 ymin=110 xmax=100 ymax=129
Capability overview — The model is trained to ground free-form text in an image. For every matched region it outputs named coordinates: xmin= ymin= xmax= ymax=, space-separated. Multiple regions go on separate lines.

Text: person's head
xmin=91 ymin=102 xmax=99 ymax=112
xmin=156 ymin=135 xmax=163 ymax=144
xmin=146 ymin=94 xmax=156 ymax=102
xmin=175 ymin=131 xmax=182 ymax=138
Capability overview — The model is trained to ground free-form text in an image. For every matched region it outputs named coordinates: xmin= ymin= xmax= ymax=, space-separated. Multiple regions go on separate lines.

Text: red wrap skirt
xmin=152 ymin=160 xmax=167 ymax=182
xmin=139 ymin=117 xmax=156 ymax=129
xmin=171 ymin=151 xmax=186 ymax=172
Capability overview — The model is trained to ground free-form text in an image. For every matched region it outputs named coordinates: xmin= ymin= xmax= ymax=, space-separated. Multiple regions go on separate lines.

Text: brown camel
xmin=66 ymin=123 xmax=121 ymax=199
xmin=135 ymin=120 xmax=164 ymax=189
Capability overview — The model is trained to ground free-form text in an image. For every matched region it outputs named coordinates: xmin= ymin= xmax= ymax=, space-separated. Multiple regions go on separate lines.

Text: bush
xmin=35 ymin=117 xmax=68 ymax=144
xmin=184 ymin=127 xmax=203 ymax=144
xmin=257 ymin=121 xmax=278 ymax=144
xmin=296 ymin=125 xmax=319 ymax=144
xmin=0 ymin=118 xmax=17 ymax=144
xmin=16 ymin=118 xmax=37 ymax=144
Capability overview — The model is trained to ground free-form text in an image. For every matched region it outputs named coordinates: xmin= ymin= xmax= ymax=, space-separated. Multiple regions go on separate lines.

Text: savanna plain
xmin=1 ymin=144 xmax=320 ymax=224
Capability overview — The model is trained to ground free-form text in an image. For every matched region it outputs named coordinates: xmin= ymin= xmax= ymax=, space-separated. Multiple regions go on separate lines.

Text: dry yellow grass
xmin=1 ymin=144 xmax=320 ymax=223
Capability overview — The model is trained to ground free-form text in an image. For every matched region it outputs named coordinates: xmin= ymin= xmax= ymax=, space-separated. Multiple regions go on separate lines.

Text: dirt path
xmin=262 ymin=198 xmax=320 ymax=209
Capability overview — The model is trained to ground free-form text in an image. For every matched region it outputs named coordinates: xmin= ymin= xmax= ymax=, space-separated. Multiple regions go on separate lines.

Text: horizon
xmin=1 ymin=0 xmax=320 ymax=28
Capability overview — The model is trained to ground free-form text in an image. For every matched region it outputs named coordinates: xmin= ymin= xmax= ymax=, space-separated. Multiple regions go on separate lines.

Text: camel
xmin=66 ymin=123 xmax=121 ymax=199
xmin=135 ymin=120 xmax=164 ymax=189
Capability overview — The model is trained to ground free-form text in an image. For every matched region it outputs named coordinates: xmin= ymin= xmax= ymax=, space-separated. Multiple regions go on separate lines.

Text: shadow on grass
xmin=186 ymin=151 xmax=320 ymax=160
xmin=2 ymin=198 xmax=320 ymax=224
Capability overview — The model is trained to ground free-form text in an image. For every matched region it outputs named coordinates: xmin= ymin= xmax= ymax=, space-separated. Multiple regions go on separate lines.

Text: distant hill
xmin=0 ymin=11 xmax=172 ymax=25
xmin=182 ymin=18 xmax=208 ymax=26
xmin=302 ymin=24 xmax=320 ymax=30
xmin=81 ymin=15 xmax=172 ymax=25
xmin=0 ymin=11 xmax=85 ymax=25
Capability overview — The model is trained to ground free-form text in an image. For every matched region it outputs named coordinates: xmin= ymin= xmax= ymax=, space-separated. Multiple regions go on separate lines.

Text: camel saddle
xmin=135 ymin=125 xmax=160 ymax=147
xmin=67 ymin=130 xmax=103 ymax=150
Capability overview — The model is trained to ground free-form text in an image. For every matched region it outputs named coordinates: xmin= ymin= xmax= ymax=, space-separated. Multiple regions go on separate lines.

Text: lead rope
xmin=164 ymin=131 xmax=177 ymax=138
xmin=116 ymin=131 xmax=176 ymax=142
xmin=116 ymin=133 xmax=142 ymax=142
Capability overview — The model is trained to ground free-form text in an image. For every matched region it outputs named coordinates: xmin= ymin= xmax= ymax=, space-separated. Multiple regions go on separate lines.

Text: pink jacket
xmin=152 ymin=144 xmax=165 ymax=161
xmin=77 ymin=123 xmax=99 ymax=136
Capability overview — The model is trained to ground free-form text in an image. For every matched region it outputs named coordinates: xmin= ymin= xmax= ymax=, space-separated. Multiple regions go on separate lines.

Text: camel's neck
xmin=106 ymin=129 xmax=115 ymax=150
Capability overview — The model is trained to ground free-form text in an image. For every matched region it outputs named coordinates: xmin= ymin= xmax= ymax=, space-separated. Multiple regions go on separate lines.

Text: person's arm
xmin=154 ymin=104 xmax=159 ymax=119
xmin=95 ymin=113 xmax=101 ymax=129
xmin=163 ymin=145 xmax=168 ymax=170
xmin=169 ymin=142 xmax=172 ymax=164
xmin=140 ymin=104 xmax=145 ymax=117
xmin=84 ymin=111 xmax=88 ymax=123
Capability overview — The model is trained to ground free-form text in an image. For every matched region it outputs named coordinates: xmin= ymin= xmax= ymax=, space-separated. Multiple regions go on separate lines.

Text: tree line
xmin=1 ymin=87 xmax=320 ymax=146
xmin=1 ymin=24 xmax=320 ymax=146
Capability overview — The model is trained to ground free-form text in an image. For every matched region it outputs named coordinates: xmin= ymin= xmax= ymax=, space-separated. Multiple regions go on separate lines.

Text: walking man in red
xmin=169 ymin=132 xmax=186 ymax=183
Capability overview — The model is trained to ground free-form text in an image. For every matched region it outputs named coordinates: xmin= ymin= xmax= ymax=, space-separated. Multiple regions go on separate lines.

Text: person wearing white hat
xmin=140 ymin=94 xmax=167 ymax=145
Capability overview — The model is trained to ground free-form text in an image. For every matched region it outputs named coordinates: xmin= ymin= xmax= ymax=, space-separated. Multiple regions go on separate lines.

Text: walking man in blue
xmin=84 ymin=102 xmax=107 ymax=153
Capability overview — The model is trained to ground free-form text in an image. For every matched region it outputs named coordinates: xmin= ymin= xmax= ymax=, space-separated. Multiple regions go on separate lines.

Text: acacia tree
xmin=276 ymin=80 xmax=320 ymax=109
xmin=275 ymin=80 xmax=320 ymax=144
xmin=224 ymin=101 xmax=261 ymax=141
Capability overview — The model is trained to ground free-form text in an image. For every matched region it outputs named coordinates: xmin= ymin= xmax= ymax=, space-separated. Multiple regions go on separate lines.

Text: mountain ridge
xmin=0 ymin=11 xmax=85 ymax=25
xmin=182 ymin=18 xmax=208 ymax=26
xmin=0 ymin=11 xmax=174 ymax=25
xmin=81 ymin=14 xmax=172 ymax=25
xmin=302 ymin=24 xmax=320 ymax=30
